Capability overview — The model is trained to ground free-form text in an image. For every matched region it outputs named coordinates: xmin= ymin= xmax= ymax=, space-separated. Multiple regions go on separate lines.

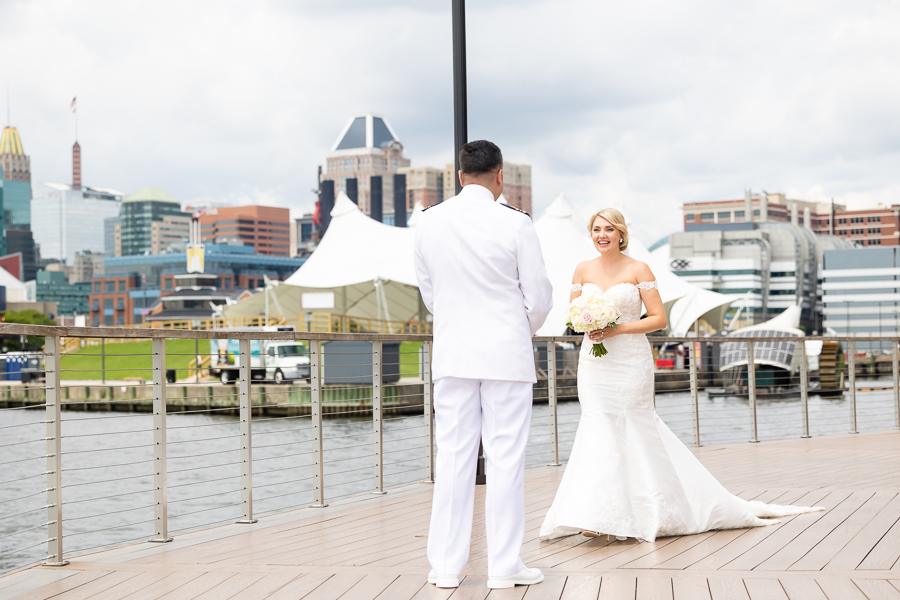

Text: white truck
xmin=210 ymin=337 xmax=311 ymax=385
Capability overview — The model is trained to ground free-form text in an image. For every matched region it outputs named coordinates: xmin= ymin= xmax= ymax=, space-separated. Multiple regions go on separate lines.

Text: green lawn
xmin=60 ymin=339 xmax=200 ymax=381
xmin=60 ymin=339 xmax=424 ymax=381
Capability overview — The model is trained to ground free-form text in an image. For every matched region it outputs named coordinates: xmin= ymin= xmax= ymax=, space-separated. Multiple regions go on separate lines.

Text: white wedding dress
xmin=539 ymin=281 xmax=822 ymax=542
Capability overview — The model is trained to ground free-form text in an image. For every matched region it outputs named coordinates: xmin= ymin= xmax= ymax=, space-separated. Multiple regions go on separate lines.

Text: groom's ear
xmin=496 ymin=168 xmax=503 ymax=188
xmin=458 ymin=170 xmax=464 ymax=189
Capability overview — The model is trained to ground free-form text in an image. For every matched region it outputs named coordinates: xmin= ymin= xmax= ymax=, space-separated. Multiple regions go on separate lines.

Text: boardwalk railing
xmin=1 ymin=323 xmax=899 ymax=575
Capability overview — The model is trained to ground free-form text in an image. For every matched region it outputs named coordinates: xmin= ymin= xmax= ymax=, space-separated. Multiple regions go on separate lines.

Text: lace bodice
xmin=572 ymin=281 xmax=656 ymax=324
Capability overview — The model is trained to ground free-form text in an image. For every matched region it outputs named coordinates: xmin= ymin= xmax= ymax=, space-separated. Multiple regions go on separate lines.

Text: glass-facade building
xmin=822 ymin=248 xmax=900 ymax=350
xmin=119 ymin=188 xmax=188 ymax=256
xmin=31 ymin=184 xmax=123 ymax=265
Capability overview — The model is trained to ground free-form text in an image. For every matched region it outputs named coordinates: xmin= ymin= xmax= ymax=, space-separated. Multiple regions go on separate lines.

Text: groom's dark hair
xmin=459 ymin=140 xmax=503 ymax=175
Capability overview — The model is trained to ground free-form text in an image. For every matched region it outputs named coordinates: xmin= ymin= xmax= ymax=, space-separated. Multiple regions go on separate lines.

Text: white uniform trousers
xmin=427 ymin=377 xmax=533 ymax=577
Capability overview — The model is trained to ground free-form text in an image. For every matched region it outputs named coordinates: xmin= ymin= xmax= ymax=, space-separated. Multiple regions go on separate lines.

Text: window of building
xmin=104 ymin=280 xmax=115 ymax=292
xmin=700 ymin=213 xmax=713 ymax=221
xmin=164 ymin=278 xmax=173 ymax=290
xmin=734 ymin=211 xmax=745 ymax=219
xmin=118 ymin=279 xmax=126 ymax=291
xmin=717 ymin=211 xmax=730 ymax=220
xmin=685 ymin=214 xmax=695 ymax=222
xmin=753 ymin=210 xmax=760 ymax=216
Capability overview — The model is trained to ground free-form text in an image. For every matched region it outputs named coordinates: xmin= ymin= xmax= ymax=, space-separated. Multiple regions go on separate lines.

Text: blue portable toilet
xmin=5 ymin=354 xmax=24 ymax=381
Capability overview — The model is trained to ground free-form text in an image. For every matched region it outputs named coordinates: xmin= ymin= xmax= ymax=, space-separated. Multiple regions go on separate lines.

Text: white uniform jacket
xmin=414 ymin=184 xmax=553 ymax=383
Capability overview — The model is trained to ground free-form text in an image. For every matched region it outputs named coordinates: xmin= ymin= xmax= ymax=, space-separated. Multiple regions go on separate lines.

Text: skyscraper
xmin=118 ymin=187 xmax=190 ymax=256
xmin=1 ymin=126 xmax=39 ymax=274
xmin=443 ymin=161 xmax=532 ymax=214
xmin=32 ymin=183 xmax=122 ymax=265
xmin=323 ymin=114 xmax=410 ymax=219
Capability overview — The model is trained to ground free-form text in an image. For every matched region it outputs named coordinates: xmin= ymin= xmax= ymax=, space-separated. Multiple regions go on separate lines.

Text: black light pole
xmin=452 ymin=0 xmax=485 ymax=485
xmin=452 ymin=0 xmax=467 ymax=196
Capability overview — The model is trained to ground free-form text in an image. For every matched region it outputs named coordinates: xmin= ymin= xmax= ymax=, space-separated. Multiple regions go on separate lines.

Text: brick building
xmin=198 ymin=206 xmax=290 ymax=256
xmin=442 ymin=161 xmax=532 ymax=214
xmin=682 ymin=190 xmax=900 ymax=246
xmin=399 ymin=167 xmax=443 ymax=209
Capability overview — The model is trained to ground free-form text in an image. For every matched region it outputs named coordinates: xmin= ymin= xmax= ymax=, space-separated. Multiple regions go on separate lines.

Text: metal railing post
xmin=309 ymin=340 xmax=327 ymax=507
xmin=43 ymin=336 xmax=67 ymax=566
xmin=372 ymin=341 xmax=386 ymax=494
xmin=237 ymin=338 xmax=257 ymax=523
xmin=101 ymin=337 xmax=105 ymax=384
xmin=849 ymin=340 xmax=858 ymax=434
xmin=689 ymin=341 xmax=700 ymax=447
xmin=150 ymin=337 xmax=172 ymax=542
xmin=423 ymin=340 xmax=435 ymax=483
xmin=799 ymin=339 xmax=810 ymax=438
xmin=893 ymin=340 xmax=899 ymax=430
xmin=747 ymin=340 xmax=759 ymax=443
xmin=548 ymin=340 xmax=560 ymax=465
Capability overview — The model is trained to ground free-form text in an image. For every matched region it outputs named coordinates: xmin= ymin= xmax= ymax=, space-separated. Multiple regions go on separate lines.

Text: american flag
xmin=70 ymin=97 xmax=76 ymax=113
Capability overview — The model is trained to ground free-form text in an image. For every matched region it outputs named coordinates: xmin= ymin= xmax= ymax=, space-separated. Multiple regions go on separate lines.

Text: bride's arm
xmin=569 ymin=263 xmax=586 ymax=301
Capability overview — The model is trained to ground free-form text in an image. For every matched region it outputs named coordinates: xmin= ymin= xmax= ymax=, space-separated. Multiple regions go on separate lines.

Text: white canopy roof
xmin=285 ymin=192 xmax=418 ymax=288
xmin=534 ymin=194 xmax=596 ymax=335
xmin=224 ymin=193 xmax=423 ymax=324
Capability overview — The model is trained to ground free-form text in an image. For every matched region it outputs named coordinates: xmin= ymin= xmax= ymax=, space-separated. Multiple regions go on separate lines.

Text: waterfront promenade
xmin=2 ymin=430 xmax=899 ymax=600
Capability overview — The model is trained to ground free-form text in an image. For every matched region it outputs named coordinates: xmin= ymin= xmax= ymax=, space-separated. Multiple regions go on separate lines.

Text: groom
xmin=414 ymin=140 xmax=553 ymax=589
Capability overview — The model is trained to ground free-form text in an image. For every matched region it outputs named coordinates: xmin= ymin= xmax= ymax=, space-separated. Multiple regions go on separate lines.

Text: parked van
xmin=210 ymin=338 xmax=310 ymax=385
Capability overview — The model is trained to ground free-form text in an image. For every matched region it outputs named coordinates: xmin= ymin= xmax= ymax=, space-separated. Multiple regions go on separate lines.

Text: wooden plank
xmin=6 ymin=571 xmax=123 ymax=600
xmin=778 ymin=579 xmax=828 ymax=600
xmin=299 ymin=573 xmax=365 ymax=600
xmin=228 ymin=572 xmax=305 ymax=600
xmin=815 ymin=578 xmax=868 ymax=600
xmin=791 ymin=492 xmax=896 ymax=571
xmin=267 ymin=573 xmax=335 ymax=600
xmin=338 ymin=574 xmax=400 ymax=600
xmin=521 ymin=576 xmax=566 ymax=599
xmin=860 ymin=511 xmax=900 ymax=570
xmin=119 ymin=571 xmax=206 ymax=600
xmin=598 ymin=576 xmax=636 ymax=600
xmin=84 ymin=572 xmax=184 ymax=600
xmin=560 ymin=576 xmax=602 ymax=600
xmin=707 ymin=579 xmax=750 ymax=600
xmin=486 ymin=585 xmax=527 ymax=600
xmin=160 ymin=573 xmax=236 ymax=600
xmin=636 ymin=577 xmax=672 ymax=600
xmin=852 ymin=579 xmax=900 ymax=600
xmin=826 ymin=494 xmax=900 ymax=571
xmin=671 ymin=579 xmax=711 ymax=600
xmin=743 ymin=579 xmax=788 ymax=600
xmin=757 ymin=492 xmax=874 ymax=571
xmin=446 ymin=576 xmax=490 ymax=600
xmin=409 ymin=574 xmax=457 ymax=599
xmin=626 ymin=532 xmax=717 ymax=569
xmin=0 ymin=570 xmax=79 ymax=598
xmin=192 ymin=572 xmax=265 ymax=600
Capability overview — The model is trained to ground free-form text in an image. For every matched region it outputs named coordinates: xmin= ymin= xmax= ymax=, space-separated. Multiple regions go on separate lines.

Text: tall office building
xmin=1 ymin=126 xmax=38 ymax=268
xmin=32 ymin=183 xmax=123 ymax=265
xmin=117 ymin=187 xmax=190 ymax=256
xmin=442 ymin=161 xmax=532 ymax=214
xmin=398 ymin=167 xmax=443 ymax=209
xmin=198 ymin=205 xmax=290 ymax=256
xmin=323 ymin=114 xmax=410 ymax=218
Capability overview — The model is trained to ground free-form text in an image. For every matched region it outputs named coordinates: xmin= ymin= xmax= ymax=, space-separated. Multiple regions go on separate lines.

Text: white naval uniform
xmin=414 ymin=183 xmax=553 ymax=577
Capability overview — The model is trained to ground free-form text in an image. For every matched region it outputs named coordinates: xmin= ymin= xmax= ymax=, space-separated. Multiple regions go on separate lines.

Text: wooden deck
xmin=3 ymin=431 xmax=900 ymax=600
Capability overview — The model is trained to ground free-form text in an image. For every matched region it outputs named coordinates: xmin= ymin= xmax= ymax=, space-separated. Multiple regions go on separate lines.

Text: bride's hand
xmin=588 ymin=326 xmax=618 ymax=342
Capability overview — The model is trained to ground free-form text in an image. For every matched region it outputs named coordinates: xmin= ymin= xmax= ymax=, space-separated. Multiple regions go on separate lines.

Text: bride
xmin=539 ymin=208 xmax=821 ymax=542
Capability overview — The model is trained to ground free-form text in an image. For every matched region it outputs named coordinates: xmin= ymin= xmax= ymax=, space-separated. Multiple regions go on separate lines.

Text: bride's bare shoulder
xmin=572 ymin=259 xmax=597 ymax=281
xmin=628 ymin=260 xmax=655 ymax=282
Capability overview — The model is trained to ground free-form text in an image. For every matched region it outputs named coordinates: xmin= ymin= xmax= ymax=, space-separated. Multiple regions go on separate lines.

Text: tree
xmin=1 ymin=310 xmax=57 ymax=351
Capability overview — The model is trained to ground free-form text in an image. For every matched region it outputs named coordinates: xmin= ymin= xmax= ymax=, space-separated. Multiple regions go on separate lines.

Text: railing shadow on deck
xmin=1 ymin=323 xmax=899 ymax=576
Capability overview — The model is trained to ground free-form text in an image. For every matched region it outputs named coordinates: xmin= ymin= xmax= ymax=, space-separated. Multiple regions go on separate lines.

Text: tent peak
xmin=545 ymin=193 xmax=575 ymax=218
xmin=408 ymin=201 xmax=425 ymax=227
xmin=331 ymin=192 xmax=362 ymax=218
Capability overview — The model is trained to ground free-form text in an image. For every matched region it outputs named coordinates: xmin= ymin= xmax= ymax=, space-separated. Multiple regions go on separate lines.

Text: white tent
xmin=224 ymin=193 xmax=425 ymax=324
xmin=534 ymin=194 xmax=596 ymax=335
xmin=0 ymin=267 xmax=27 ymax=302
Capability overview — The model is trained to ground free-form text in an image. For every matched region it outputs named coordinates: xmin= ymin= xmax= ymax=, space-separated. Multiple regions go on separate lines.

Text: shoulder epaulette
xmin=421 ymin=203 xmax=437 ymax=212
xmin=500 ymin=203 xmax=530 ymax=217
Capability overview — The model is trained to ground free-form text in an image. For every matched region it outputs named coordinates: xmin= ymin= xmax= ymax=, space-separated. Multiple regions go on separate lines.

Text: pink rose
xmin=581 ymin=311 xmax=595 ymax=325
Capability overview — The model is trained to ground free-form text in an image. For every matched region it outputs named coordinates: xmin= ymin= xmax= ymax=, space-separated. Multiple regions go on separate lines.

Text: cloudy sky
xmin=2 ymin=0 xmax=899 ymax=244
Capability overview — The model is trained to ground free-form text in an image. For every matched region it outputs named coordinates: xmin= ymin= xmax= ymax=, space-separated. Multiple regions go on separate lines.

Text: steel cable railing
xmin=4 ymin=325 xmax=900 ymax=575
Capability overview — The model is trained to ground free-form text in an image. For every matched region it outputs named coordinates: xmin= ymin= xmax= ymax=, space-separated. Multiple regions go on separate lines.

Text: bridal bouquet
xmin=566 ymin=291 xmax=620 ymax=357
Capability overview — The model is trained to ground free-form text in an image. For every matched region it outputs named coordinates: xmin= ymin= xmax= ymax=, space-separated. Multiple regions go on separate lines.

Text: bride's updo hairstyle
xmin=588 ymin=208 xmax=629 ymax=251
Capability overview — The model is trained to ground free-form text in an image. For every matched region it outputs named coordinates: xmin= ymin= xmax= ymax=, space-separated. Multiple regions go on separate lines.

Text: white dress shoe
xmin=487 ymin=566 xmax=544 ymax=589
xmin=427 ymin=570 xmax=460 ymax=588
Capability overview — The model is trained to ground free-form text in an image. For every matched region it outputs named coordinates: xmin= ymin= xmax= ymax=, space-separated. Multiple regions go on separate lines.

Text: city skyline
xmin=2 ymin=1 xmax=899 ymax=244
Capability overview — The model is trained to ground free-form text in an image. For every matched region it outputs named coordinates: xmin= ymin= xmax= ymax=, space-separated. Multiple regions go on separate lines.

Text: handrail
xmin=2 ymin=322 xmax=899 ymax=575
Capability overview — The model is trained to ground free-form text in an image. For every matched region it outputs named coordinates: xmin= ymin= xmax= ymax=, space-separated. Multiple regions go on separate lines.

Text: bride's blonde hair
xmin=588 ymin=208 xmax=629 ymax=251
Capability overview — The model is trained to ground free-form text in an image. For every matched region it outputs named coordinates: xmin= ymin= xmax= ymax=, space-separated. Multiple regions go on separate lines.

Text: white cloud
xmin=2 ymin=0 xmax=899 ymax=246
